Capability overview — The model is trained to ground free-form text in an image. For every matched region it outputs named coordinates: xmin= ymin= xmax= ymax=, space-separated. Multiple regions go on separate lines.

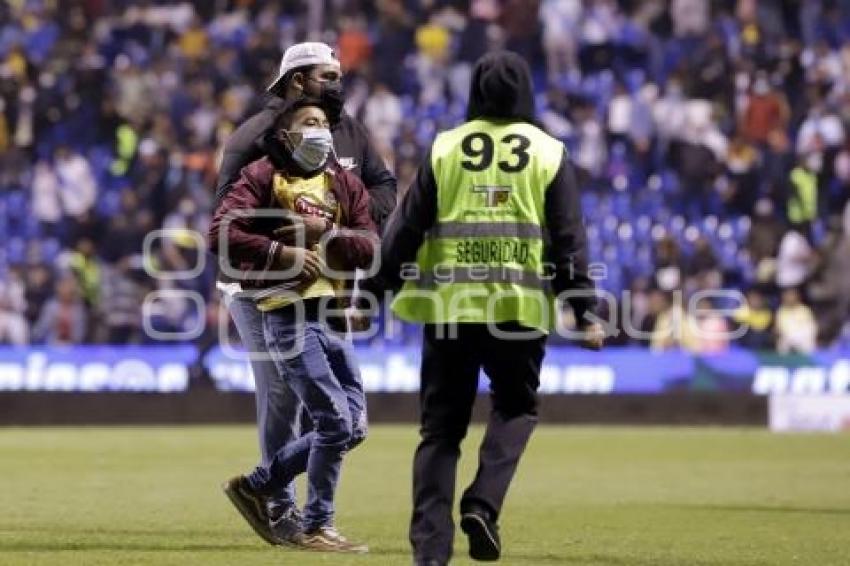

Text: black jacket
xmin=214 ymin=96 xmax=397 ymax=229
xmin=370 ymin=51 xmax=597 ymax=324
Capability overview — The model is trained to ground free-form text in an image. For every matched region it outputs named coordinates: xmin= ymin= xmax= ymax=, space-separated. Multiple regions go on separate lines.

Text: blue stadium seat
xmin=6 ymin=238 xmax=25 ymax=265
xmin=41 ymin=238 xmax=61 ymax=263
xmin=733 ymin=216 xmax=751 ymax=240
xmin=87 ymin=146 xmax=114 ymax=178
xmin=581 ymin=192 xmax=599 ymax=213
xmin=624 ymin=68 xmax=645 ymax=93
xmin=97 ymin=189 xmax=123 ymax=217
xmin=23 ymin=215 xmax=41 ymax=240
xmin=720 ymin=241 xmax=739 ymax=268
xmin=5 ymin=191 xmax=25 ymax=214
xmin=633 ymin=216 xmax=651 ymax=243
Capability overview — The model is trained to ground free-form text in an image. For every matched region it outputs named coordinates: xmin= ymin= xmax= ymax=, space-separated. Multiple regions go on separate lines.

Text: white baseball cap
xmin=268 ymin=42 xmax=341 ymax=92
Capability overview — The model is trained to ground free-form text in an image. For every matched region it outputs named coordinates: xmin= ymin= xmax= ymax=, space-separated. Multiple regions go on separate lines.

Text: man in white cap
xmin=214 ymin=42 xmax=396 ymax=548
xmin=217 ymin=42 xmax=396 ymax=222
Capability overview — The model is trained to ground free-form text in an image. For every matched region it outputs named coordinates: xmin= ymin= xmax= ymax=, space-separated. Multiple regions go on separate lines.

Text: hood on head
xmin=466 ymin=50 xmax=535 ymax=124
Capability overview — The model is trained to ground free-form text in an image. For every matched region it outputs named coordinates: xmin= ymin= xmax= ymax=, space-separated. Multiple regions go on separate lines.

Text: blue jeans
xmin=226 ymin=295 xmax=299 ymax=512
xmin=248 ymin=306 xmax=367 ymax=531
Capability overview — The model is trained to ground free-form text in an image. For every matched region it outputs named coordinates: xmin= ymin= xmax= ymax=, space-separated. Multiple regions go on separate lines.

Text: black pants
xmin=410 ymin=323 xmax=546 ymax=563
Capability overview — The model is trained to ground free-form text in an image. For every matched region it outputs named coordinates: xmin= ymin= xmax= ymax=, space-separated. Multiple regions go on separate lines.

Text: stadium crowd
xmin=0 ymin=0 xmax=849 ymax=355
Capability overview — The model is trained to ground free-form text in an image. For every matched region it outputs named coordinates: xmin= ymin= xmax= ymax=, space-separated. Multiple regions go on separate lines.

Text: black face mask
xmin=305 ymin=77 xmax=344 ymax=125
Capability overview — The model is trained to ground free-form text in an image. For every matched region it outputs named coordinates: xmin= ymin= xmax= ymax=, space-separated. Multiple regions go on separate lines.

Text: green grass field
xmin=1 ymin=425 xmax=848 ymax=565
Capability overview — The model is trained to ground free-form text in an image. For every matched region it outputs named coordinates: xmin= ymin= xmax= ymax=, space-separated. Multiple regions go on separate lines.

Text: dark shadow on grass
xmin=501 ymin=552 xmax=572 ymax=563
xmin=368 ymin=549 xmax=770 ymax=566
xmin=366 ymin=546 xmax=568 ymax=563
xmin=658 ymin=503 xmax=850 ymax=516
xmin=355 ymin=546 xmax=411 ymax=558
xmin=366 ymin=547 xmax=580 ymax=564
xmin=0 ymin=525 xmax=274 ymax=553
xmin=0 ymin=525 xmax=236 ymax=538
xmin=0 ymin=541 xmax=266 ymax=552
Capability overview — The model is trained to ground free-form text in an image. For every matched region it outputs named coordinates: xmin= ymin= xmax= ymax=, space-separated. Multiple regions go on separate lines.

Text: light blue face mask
xmin=289 ymin=127 xmax=334 ymax=172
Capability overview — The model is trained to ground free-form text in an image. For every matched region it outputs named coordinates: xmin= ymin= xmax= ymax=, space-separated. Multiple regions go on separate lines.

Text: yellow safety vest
xmin=788 ymin=166 xmax=817 ymax=224
xmin=392 ymin=119 xmax=564 ymax=332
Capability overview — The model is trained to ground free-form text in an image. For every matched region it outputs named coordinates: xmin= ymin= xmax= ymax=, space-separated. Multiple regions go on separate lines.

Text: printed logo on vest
xmin=471 ymin=185 xmax=512 ymax=207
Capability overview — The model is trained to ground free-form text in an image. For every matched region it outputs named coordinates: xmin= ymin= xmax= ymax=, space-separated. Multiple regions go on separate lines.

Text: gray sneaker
xmin=270 ymin=506 xmax=304 ymax=546
xmin=298 ymin=525 xmax=369 ymax=553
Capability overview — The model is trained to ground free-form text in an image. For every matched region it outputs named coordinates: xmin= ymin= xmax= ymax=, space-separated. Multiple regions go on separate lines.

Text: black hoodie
xmin=368 ymin=50 xmax=597 ymax=326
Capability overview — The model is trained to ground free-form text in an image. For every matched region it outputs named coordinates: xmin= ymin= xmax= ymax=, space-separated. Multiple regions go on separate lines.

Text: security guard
xmin=367 ymin=51 xmax=604 ymax=565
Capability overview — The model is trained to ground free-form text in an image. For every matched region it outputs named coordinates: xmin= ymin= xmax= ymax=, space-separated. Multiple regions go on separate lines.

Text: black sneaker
xmin=221 ymin=476 xmax=277 ymax=545
xmin=270 ymin=506 xmax=304 ymax=546
xmin=460 ymin=503 xmax=501 ymax=561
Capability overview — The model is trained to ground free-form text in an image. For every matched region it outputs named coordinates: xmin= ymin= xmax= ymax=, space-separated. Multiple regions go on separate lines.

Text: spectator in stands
xmin=414 ymin=13 xmax=451 ymax=106
xmin=654 ymin=235 xmax=684 ymax=292
xmin=32 ymin=275 xmax=87 ymax=345
xmin=650 ymin=291 xmax=696 ymax=351
xmin=53 ymin=146 xmax=97 ymax=221
xmin=573 ymin=101 xmax=607 ymax=178
xmin=337 ymin=15 xmax=372 ymax=74
xmin=775 ymin=287 xmax=817 ymax=354
xmin=689 ymin=297 xmax=729 ymax=354
xmin=807 ymin=203 xmax=850 ymax=346
xmin=540 ymin=0 xmax=581 ymax=81
xmin=690 ymin=31 xmax=733 ymax=107
xmin=741 ymin=73 xmax=790 ymax=145
xmin=0 ymin=269 xmax=28 ymax=346
xmin=373 ymin=1 xmax=415 ymax=94
xmin=748 ymin=198 xmax=785 ymax=285
xmin=630 ymin=83 xmax=657 ymax=172
xmin=734 ymin=288 xmax=774 ymax=350
xmin=62 ymin=238 xmax=101 ymax=311
xmin=724 ymin=135 xmax=760 ymax=215
xmin=23 ymin=265 xmax=53 ymax=331
xmin=761 ymin=128 xmax=794 ymax=195
xmin=653 ymin=78 xmax=688 ymax=155
xmin=577 ymin=0 xmax=619 ymax=73
xmin=607 ymin=82 xmax=633 ymax=147
xmin=776 ymin=229 xmax=814 ymax=289
xmin=795 ymin=101 xmax=844 ymax=191
xmin=31 ymin=159 xmax=62 ymax=236
xmin=671 ymin=0 xmax=709 ymax=38
xmin=101 ymin=189 xmax=152 ymax=263
xmin=788 ymin=155 xmax=819 ymax=237
xmin=179 ymin=16 xmax=209 ymax=61
xmin=99 ymin=257 xmax=144 ymax=344
xmin=685 ymin=236 xmax=721 ymax=291
xmin=363 ymin=83 xmax=403 ymax=151
xmin=112 ymin=57 xmax=154 ymax=127
xmin=671 ymin=105 xmax=726 ymax=218
xmin=501 ymin=0 xmax=544 ymax=63
xmin=630 ymin=283 xmax=661 ymax=346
